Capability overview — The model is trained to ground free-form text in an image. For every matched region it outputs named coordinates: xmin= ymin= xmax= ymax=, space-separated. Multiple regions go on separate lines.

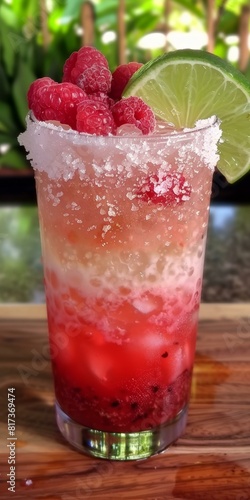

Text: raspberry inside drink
xmin=21 ymin=114 xmax=221 ymax=458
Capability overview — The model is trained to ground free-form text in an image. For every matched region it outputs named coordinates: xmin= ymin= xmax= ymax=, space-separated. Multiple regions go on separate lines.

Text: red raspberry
xmin=109 ymin=62 xmax=143 ymax=101
xmin=63 ymin=47 xmax=109 ymax=82
xmin=76 ymin=64 xmax=112 ymax=94
xmin=27 ymin=77 xmax=54 ymax=109
xmin=73 ymin=46 xmax=109 ymax=69
xmin=30 ymin=81 xmax=87 ymax=129
xmin=91 ymin=92 xmax=115 ymax=108
xmin=111 ymin=96 xmax=155 ymax=135
xmin=76 ymin=99 xmax=116 ymax=135
xmin=137 ymin=172 xmax=191 ymax=206
xmin=62 ymin=46 xmax=111 ymax=94
xmin=62 ymin=51 xmax=78 ymax=82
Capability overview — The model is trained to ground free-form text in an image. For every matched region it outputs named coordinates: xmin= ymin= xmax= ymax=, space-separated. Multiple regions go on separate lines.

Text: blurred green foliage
xmin=0 ymin=0 xmax=249 ymax=169
xmin=0 ymin=206 xmax=44 ymax=301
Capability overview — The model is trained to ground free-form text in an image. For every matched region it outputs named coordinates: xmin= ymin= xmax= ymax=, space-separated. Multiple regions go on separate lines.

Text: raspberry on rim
xmin=112 ymin=96 xmax=156 ymax=135
xmin=26 ymin=46 xmax=157 ymax=136
xmin=76 ymin=99 xmax=116 ymax=135
xmin=27 ymin=77 xmax=54 ymax=109
xmin=63 ymin=46 xmax=112 ymax=94
xmin=109 ymin=62 xmax=143 ymax=101
xmin=62 ymin=51 xmax=78 ymax=82
xmin=28 ymin=80 xmax=87 ymax=130
xmin=76 ymin=64 xmax=112 ymax=94
xmin=63 ymin=46 xmax=109 ymax=81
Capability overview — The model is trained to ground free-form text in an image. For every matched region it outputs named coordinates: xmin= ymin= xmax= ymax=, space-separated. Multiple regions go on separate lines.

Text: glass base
xmin=55 ymin=401 xmax=188 ymax=460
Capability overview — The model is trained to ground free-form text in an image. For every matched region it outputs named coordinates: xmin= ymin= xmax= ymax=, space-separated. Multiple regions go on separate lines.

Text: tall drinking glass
xmin=19 ymin=114 xmax=221 ymax=460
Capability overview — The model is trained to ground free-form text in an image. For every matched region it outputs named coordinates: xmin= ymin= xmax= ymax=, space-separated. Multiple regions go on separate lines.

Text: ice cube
xmin=116 ymin=124 xmax=143 ymax=136
xmin=132 ymin=297 xmax=157 ymax=314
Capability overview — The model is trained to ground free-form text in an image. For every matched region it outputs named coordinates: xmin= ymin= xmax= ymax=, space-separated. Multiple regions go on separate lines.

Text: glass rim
xmin=27 ymin=111 xmax=221 ymax=144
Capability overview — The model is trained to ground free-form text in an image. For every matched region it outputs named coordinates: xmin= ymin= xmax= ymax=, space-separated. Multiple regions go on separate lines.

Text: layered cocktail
xmin=19 ymin=112 xmax=220 ymax=459
xmin=19 ymin=45 xmax=250 ymax=460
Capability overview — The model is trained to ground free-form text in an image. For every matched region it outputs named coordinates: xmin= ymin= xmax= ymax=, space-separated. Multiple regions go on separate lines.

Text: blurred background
xmin=0 ymin=0 xmax=249 ymax=303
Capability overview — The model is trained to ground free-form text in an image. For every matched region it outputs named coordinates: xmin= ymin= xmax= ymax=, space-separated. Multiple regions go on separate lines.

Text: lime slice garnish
xmin=123 ymin=49 xmax=250 ymax=183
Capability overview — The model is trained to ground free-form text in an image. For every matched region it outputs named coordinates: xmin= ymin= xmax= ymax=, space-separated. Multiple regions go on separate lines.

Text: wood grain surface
xmin=0 ymin=303 xmax=250 ymax=500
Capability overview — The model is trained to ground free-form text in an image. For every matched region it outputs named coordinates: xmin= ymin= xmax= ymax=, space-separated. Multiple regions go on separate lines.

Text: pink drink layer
xmin=19 ymin=115 xmax=221 ymax=432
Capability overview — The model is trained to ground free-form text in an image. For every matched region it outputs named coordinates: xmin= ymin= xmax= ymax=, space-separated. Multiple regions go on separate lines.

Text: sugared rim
xmin=27 ymin=111 xmax=220 ymax=142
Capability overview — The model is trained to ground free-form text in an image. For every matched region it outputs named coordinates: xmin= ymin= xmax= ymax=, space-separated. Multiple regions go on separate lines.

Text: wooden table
xmin=0 ymin=303 xmax=250 ymax=500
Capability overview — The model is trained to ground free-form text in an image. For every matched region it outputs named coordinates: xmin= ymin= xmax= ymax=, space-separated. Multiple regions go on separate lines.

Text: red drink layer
xmin=19 ymin=115 xmax=221 ymax=434
xmin=46 ymin=271 xmax=196 ymax=432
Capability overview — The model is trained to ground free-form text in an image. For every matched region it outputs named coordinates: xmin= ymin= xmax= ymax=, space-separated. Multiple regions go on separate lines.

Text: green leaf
xmin=60 ymin=0 xmax=83 ymax=22
xmin=0 ymin=148 xmax=28 ymax=169
xmin=217 ymin=10 xmax=238 ymax=34
xmin=0 ymin=22 xmax=16 ymax=76
xmin=214 ymin=38 xmax=228 ymax=60
xmin=95 ymin=0 xmax=118 ymax=15
xmin=0 ymin=134 xmax=18 ymax=146
xmin=172 ymin=0 xmax=203 ymax=18
xmin=0 ymin=101 xmax=17 ymax=133
xmin=12 ymin=60 xmax=36 ymax=126
xmin=127 ymin=14 xmax=159 ymax=32
xmin=0 ymin=5 xmax=19 ymax=29
xmin=0 ymin=63 xmax=10 ymax=99
xmin=95 ymin=13 xmax=117 ymax=29
xmin=225 ymin=0 xmax=249 ymax=15
xmin=48 ymin=7 xmax=66 ymax=32
xmin=11 ymin=0 xmax=39 ymax=23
